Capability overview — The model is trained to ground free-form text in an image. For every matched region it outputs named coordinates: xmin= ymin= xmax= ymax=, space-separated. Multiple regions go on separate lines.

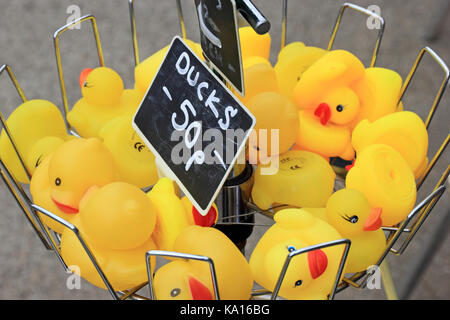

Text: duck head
xmin=48 ymin=138 xmax=118 ymax=215
xmin=326 ymin=189 xmax=382 ymax=236
xmin=313 ymin=86 xmax=360 ymax=126
xmin=264 ymin=238 xmax=328 ymax=295
xmin=79 ymin=67 xmax=124 ymax=106
xmin=154 ymin=260 xmax=214 ymax=300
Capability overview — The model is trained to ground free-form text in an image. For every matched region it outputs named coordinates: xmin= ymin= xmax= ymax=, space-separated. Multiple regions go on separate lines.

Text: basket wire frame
xmin=0 ymin=1 xmax=448 ymax=300
xmin=146 ymin=250 xmax=220 ymax=300
xmin=53 ymin=14 xmax=105 ymax=136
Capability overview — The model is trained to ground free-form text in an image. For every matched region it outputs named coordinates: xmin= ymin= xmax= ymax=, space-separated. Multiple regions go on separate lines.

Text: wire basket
xmin=0 ymin=1 xmax=449 ymax=300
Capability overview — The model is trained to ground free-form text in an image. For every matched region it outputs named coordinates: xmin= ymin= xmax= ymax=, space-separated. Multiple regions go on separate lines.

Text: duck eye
xmin=297 ymin=76 xmax=301 ymax=81
xmin=349 ymin=215 xmax=358 ymax=223
xmin=336 ymin=104 xmax=344 ymax=112
xmin=295 ymin=280 xmax=303 ymax=287
xmin=170 ymin=288 xmax=181 ymax=297
xmin=55 ymin=178 xmax=61 ymax=186
xmin=287 ymin=246 xmax=296 ymax=252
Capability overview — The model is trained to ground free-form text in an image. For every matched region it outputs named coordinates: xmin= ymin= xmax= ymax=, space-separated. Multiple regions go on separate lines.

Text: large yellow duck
xmin=274 ymin=41 xmax=326 ymax=102
xmin=99 ymin=114 xmax=158 ymax=188
xmin=67 ymin=67 xmax=143 ymax=138
xmin=249 ymin=209 xmax=344 ymax=300
xmin=346 ymin=144 xmax=417 ymax=227
xmin=351 ymin=111 xmax=429 ymax=179
xmin=292 ymin=50 xmax=402 ymax=160
xmin=61 ymin=182 xmax=157 ymax=291
xmin=304 ymin=189 xmax=386 ymax=273
xmin=30 ymin=138 xmax=119 ymax=233
xmin=147 ymin=178 xmax=218 ymax=252
xmin=0 ymin=99 xmax=71 ymax=184
xmin=153 ymin=225 xmax=253 ymax=300
xmin=251 ymin=150 xmax=335 ymax=210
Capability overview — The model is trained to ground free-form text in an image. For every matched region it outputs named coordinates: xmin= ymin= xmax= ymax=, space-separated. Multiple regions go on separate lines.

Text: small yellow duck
xmin=153 ymin=225 xmax=253 ymax=300
xmin=147 ymin=178 xmax=218 ymax=252
xmin=346 ymin=144 xmax=417 ymax=227
xmin=249 ymin=209 xmax=343 ymax=300
xmin=99 ymin=114 xmax=158 ymax=188
xmin=30 ymin=138 xmax=119 ymax=233
xmin=304 ymin=189 xmax=386 ymax=273
xmin=292 ymin=50 xmax=402 ymax=160
xmin=0 ymin=99 xmax=71 ymax=183
xmin=61 ymin=182 xmax=157 ymax=291
xmin=251 ymin=150 xmax=336 ymax=210
xmin=352 ymin=111 xmax=429 ymax=179
xmin=274 ymin=42 xmax=326 ymax=102
xmin=68 ymin=67 xmax=143 ymax=138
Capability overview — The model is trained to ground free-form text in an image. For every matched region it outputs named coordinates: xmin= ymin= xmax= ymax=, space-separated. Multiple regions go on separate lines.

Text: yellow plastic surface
xmin=249 ymin=209 xmax=343 ymax=300
xmin=352 ymin=111 xmax=428 ymax=179
xmin=251 ymin=150 xmax=336 ymax=210
xmin=99 ymin=114 xmax=158 ymax=188
xmin=68 ymin=67 xmax=143 ymax=138
xmin=346 ymin=144 xmax=417 ymax=226
xmin=154 ymin=226 xmax=253 ymax=300
xmin=30 ymin=138 xmax=119 ymax=233
xmin=0 ymin=99 xmax=70 ymax=183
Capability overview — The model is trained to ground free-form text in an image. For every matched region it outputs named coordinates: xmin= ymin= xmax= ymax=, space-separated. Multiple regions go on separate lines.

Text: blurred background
xmin=0 ymin=0 xmax=448 ymax=299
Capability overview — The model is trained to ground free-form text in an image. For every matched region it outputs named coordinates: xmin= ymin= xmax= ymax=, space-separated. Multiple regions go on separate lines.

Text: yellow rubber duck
xmin=292 ymin=50 xmax=402 ymax=160
xmin=249 ymin=209 xmax=343 ymax=300
xmin=134 ymin=39 xmax=203 ymax=95
xmin=274 ymin=42 xmax=326 ymax=102
xmin=153 ymin=225 xmax=253 ymax=300
xmin=30 ymin=138 xmax=119 ymax=233
xmin=238 ymin=60 xmax=279 ymax=105
xmin=247 ymin=91 xmax=299 ymax=162
xmin=352 ymin=111 xmax=429 ymax=179
xmin=251 ymin=150 xmax=335 ymax=210
xmin=99 ymin=114 xmax=158 ymax=188
xmin=61 ymin=182 xmax=157 ymax=291
xmin=146 ymin=178 xmax=189 ymax=252
xmin=304 ymin=189 xmax=386 ymax=273
xmin=147 ymin=178 xmax=219 ymax=252
xmin=0 ymin=99 xmax=71 ymax=184
xmin=239 ymin=26 xmax=271 ymax=61
xmin=68 ymin=67 xmax=143 ymax=138
xmin=346 ymin=144 xmax=417 ymax=227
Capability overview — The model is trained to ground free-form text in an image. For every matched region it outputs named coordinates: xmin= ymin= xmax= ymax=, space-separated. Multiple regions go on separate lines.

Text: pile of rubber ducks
xmin=0 ymin=25 xmax=432 ymax=300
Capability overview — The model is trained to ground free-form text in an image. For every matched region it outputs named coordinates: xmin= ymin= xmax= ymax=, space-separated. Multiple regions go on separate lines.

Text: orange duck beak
xmin=188 ymin=276 xmax=213 ymax=300
xmin=308 ymin=249 xmax=328 ymax=279
xmin=79 ymin=68 xmax=93 ymax=88
xmin=363 ymin=208 xmax=383 ymax=231
xmin=314 ymin=103 xmax=331 ymax=126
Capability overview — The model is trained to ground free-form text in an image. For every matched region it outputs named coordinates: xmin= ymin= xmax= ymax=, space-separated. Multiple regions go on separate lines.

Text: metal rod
xmin=327 ymin=2 xmax=384 ymax=67
xmin=146 ymin=250 xmax=220 ymax=300
xmin=397 ymin=47 xmax=450 ymax=130
xmin=280 ymin=0 xmax=288 ymax=49
xmin=270 ymin=239 xmax=351 ymax=300
xmin=0 ymin=65 xmax=32 ymax=180
xmin=379 ymin=260 xmax=398 ymax=300
xmin=0 ymin=169 xmax=50 ymax=249
xmin=417 ymin=134 xmax=449 ymax=190
xmin=235 ymin=0 xmax=271 ymax=35
xmin=53 ymin=14 xmax=105 ymax=134
xmin=31 ymin=204 xmax=119 ymax=300
xmin=175 ymin=0 xmax=187 ymax=39
xmin=128 ymin=0 xmax=140 ymax=66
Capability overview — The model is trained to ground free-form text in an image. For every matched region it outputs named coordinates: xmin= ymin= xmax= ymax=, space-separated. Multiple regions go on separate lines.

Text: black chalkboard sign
xmin=132 ymin=37 xmax=255 ymax=215
xmin=194 ymin=0 xmax=244 ymax=95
